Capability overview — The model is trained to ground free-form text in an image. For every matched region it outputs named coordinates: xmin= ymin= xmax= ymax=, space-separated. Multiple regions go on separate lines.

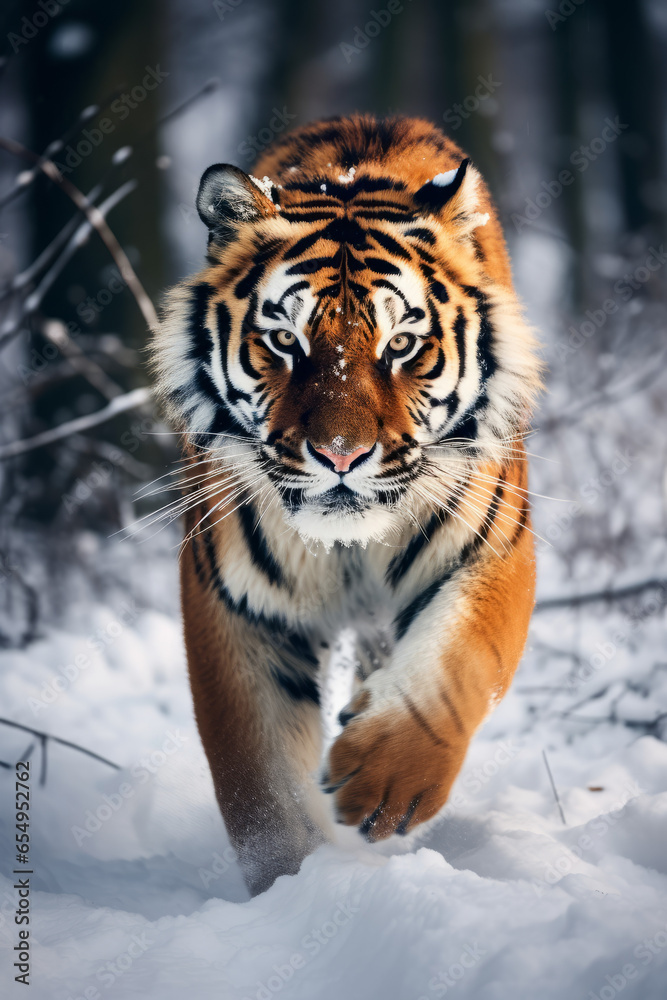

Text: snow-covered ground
xmin=1 ymin=223 xmax=666 ymax=998
xmin=1 ymin=429 xmax=667 ymax=1000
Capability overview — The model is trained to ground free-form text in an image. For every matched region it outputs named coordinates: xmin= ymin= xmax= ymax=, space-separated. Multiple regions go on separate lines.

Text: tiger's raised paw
xmin=322 ymin=693 xmax=468 ymax=841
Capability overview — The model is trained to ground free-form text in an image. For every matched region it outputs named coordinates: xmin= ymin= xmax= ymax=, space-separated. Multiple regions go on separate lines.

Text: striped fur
xmin=151 ymin=115 xmax=542 ymax=895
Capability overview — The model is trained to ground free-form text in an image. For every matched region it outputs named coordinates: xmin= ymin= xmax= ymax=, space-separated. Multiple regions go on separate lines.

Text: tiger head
xmin=154 ymin=116 xmax=540 ymax=546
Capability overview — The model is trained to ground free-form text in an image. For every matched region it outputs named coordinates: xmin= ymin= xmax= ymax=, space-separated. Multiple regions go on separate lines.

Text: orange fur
xmin=152 ymin=114 xmax=542 ymax=893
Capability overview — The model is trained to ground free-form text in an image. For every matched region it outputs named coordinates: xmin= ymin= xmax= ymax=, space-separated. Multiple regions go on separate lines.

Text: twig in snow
xmin=542 ymin=749 xmax=567 ymax=825
xmin=0 ymin=717 xmax=120 ymax=785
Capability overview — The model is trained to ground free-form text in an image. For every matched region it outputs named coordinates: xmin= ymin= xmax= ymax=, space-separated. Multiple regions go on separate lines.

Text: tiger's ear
xmin=414 ymin=159 xmax=489 ymax=235
xmin=196 ymin=164 xmax=279 ymax=244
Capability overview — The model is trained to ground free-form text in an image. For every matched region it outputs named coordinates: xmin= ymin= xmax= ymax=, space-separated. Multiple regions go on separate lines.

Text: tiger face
xmin=155 ymin=117 xmax=539 ymax=546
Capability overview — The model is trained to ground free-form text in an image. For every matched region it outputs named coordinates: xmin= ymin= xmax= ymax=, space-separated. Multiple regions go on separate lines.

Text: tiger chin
xmin=151 ymin=114 xmax=542 ymax=896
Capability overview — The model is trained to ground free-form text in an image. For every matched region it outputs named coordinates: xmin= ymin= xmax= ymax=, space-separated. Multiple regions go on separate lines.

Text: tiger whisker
xmin=409 ymin=481 xmax=505 ymax=560
xmin=414 ymin=477 xmax=515 ymax=556
xmin=120 ymin=469 xmax=257 ymax=535
xmin=137 ymin=459 xmax=262 ymax=500
xmin=133 ymin=449 xmax=256 ymax=496
xmin=425 ymin=457 xmax=567 ymax=503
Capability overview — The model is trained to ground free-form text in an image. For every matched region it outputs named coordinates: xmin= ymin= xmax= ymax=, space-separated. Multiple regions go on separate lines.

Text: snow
xmin=337 ymin=166 xmax=356 ymax=185
xmin=1 ymin=507 xmax=667 ymax=998
xmin=1 ymin=200 xmax=666 ymax=999
xmin=249 ymin=175 xmax=276 ymax=200
xmin=431 ymin=168 xmax=458 ymax=186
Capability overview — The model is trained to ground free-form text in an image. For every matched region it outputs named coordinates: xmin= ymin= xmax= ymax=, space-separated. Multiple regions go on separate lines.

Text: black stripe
xmin=366 ymin=228 xmax=411 ymax=259
xmin=283 ymin=176 xmax=406 ymax=201
xmin=453 ymin=307 xmax=467 ymax=381
xmin=187 ymin=284 xmax=215 ymax=362
xmin=283 ymin=232 xmax=322 ymax=260
xmin=355 ymin=210 xmax=414 ymax=222
xmin=348 ymin=280 xmax=369 ymax=298
xmin=393 ymin=480 xmax=504 ymax=641
xmin=415 ymin=246 xmax=437 ymax=265
xmin=394 ymin=573 xmax=454 ymax=641
xmin=507 ymin=500 xmax=528 ymax=547
xmin=365 ymin=257 xmax=402 ymax=276
xmin=461 ymin=286 xmax=497 ymax=383
xmin=478 ymin=478 xmax=504 ymax=543
xmin=235 ymin=261 xmax=266 ymax=299
xmin=238 ymin=340 xmax=261 ymax=380
xmin=405 ymin=227 xmax=436 ymax=245
xmin=448 ymin=410 xmax=478 ymax=442
xmin=386 ymin=512 xmax=442 ymax=588
xmin=201 ymin=525 xmax=316 ymax=668
xmin=237 ymin=500 xmax=286 ymax=588
xmin=190 ymin=533 xmax=206 ymax=585
xmin=286 ymin=252 xmax=340 ymax=275
xmin=215 ymin=301 xmax=252 ymax=404
xmin=402 ymin=693 xmax=447 ymax=747
xmin=396 ymin=794 xmax=422 ymax=836
xmin=430 ymin=279 xmax=449 ymax=303
xmin=438 ymin=687 xmax=465 ymax=735
xmin=418 ymin=346 xmax=445 ymax=381
xmin=281 ymin=211 xmax=338 ymax=223
xmin=279 ymin=279 xmax=310 ymax=302
xmin=352 ymin=200 xmax=411 ymax=211
xmin=270 ymin=664 xmax=319 ymax=704
xmin=321 ymin=216 xmax=368 ymax=248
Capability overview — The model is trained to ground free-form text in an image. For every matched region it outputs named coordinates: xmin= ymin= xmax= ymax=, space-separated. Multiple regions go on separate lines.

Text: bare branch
xmin=0 ymin=387 xmax=152 ymax=461
xmin=0 ymin=717 xmax=120 ymax=774
xmin=41 ymin=319 xmax=124 ymax=401
xmin=0 ymin=136 xmax=158 ymax=332
xmin=536 ymin=578 xmax=667 ymax=611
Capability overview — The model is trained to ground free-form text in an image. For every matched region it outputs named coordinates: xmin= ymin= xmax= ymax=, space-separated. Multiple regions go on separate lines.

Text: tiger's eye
xmin=276 ymin=330 xmax=296 ymax=346
xmin=389 ymin=334 xmax=409 ymax=351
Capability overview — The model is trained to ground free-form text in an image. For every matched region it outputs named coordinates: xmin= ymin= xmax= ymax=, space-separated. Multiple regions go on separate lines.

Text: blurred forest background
xmin=0 ymin=0 xmax=665 ymax=704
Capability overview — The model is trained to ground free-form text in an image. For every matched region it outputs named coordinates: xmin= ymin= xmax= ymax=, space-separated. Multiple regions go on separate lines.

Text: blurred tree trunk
xmin=17 ymin=0 xmax=165 ymax=519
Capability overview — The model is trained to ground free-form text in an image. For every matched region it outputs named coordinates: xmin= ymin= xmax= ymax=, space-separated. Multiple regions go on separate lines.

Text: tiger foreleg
xmin=182 ymin=538 xmax=325 ymax=895
xmin=325 ymin=531 xmax=535 ymax=841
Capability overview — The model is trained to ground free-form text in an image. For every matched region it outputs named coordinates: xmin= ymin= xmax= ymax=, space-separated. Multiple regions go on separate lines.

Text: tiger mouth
xmin=319 ymin=483 xmax=370 ymax=514
xmin=282 ymin=480 xmax=407 ymax=515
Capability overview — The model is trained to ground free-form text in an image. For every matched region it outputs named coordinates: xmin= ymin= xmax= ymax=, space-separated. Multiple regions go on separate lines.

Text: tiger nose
xmin=308 ymin=439 xmax=375 ymax=474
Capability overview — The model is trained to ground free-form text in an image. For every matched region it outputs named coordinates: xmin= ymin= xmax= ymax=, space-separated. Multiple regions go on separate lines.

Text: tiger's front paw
xmin=322 ymin=689 xmax=467 ymax=841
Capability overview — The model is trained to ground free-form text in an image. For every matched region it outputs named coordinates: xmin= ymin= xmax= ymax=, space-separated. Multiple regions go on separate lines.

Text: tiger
xmin=151 ymin=114 xmax=541 ymax=897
